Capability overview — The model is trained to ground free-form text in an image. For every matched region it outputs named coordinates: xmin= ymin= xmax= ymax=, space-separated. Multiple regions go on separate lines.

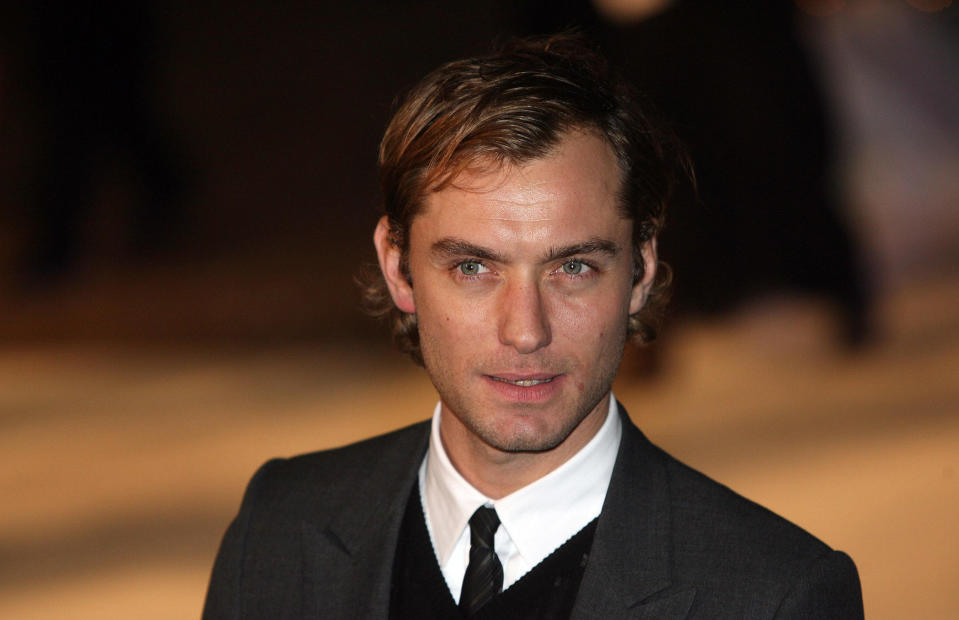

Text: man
xmin=204 ymin=34 xmax=863 ymax=619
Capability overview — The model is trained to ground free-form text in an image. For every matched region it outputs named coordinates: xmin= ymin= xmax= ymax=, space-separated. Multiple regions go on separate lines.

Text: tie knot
xmin=468 ymin=506 xmax=500 ymax=546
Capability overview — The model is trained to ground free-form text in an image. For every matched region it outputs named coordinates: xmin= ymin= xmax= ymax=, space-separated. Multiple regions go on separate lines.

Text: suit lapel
xmin=287 ymin=408 xmax=694 ymax=618
xmin=572 ymin=407 xmax=696 ymax=620
xmin=299 ymin=423 xmax=430 ymax=619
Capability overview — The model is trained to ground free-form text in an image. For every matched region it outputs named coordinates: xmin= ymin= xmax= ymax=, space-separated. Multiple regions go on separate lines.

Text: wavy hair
xmin=361 ymin=33 xmax=692 ymax=365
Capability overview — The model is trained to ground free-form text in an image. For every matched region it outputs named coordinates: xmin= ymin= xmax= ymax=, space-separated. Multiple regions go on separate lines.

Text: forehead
xmin=412 ymin=132 xmax=629 ymax=247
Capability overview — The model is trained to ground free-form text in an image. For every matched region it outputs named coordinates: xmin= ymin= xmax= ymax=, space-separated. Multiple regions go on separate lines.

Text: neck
xmin=439 ymin=394 xmax=610 ymax=499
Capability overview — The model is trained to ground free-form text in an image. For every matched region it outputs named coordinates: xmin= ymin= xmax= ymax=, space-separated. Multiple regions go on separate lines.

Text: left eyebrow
xmin=543 ymin=238 xmax=621 ymax=262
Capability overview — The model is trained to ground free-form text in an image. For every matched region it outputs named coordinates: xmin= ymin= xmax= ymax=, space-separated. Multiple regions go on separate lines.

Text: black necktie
xmin=459 ymin=506 xmax=503 ymax=616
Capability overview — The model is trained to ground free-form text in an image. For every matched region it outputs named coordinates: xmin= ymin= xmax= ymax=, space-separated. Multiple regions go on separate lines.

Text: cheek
xmin=416 ymin=287 xmax=485 ymax=347
xmin=550 ymin=286 xmax=629 ymax=340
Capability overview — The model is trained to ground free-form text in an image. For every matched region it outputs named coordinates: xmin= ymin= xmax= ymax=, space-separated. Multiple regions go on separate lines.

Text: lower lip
xmin=483 ymin=374 xmax=565 ymax=403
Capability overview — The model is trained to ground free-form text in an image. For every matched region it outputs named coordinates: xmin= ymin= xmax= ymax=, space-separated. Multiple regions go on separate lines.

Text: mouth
xmin=483 ymin=372 xmax=565 ymax=403
xmin=489 ymin=376 xmax=556 ymax=387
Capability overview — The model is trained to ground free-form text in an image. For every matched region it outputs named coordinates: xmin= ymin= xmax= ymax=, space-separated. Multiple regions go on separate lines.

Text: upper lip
xmin=486 ymin=372 xmax=561 ymax=381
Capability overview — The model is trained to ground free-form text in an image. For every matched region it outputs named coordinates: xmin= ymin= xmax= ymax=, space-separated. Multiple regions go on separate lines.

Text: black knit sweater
xmin=390 ymin=484 xmax=596 ymax=620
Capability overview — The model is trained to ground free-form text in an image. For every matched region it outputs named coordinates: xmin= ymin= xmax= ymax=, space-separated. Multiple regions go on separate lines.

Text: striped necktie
xmin=459 ymin=506 xmax=503 ymax=616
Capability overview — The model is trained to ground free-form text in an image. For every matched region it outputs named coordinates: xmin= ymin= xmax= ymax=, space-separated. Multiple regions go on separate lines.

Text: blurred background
xmin=0 ymin=0 xmax=956 ymax=617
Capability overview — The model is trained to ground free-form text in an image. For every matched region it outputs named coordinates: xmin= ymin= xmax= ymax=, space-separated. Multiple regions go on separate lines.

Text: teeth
xmin=492 ymin=377 xmax=553 ymax=387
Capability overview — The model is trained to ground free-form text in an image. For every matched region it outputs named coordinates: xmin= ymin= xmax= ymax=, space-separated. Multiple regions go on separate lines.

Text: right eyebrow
xmin=430 ymin=238 xmax=506 ymax=262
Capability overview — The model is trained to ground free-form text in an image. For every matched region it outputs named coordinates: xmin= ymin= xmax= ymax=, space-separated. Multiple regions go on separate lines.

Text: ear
xmin=629 ymin=238 xmax=657 ymax=315
xmin=373 ymin=216 xmax=416 ymax=313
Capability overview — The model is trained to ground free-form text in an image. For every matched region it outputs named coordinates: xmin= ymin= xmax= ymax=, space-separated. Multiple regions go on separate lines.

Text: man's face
xmin=376 ymin=131 xmax=655 ymax=464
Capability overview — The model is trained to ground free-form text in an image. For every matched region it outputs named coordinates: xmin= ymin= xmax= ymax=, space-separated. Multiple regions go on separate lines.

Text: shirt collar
xmin=421 ymin=395 xmax=622 ymax=569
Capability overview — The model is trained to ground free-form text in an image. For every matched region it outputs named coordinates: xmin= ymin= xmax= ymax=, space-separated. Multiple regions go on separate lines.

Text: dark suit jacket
xmin=203 ymin=410 xmax=864 ymax=619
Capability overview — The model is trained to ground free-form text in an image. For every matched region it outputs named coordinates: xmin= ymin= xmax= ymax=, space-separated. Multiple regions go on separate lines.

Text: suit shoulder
xmin=661 ymin=445 xmax=831 ymax=554
xmin=204 ymin=421 xmax=430 ymax=618
xmin=285 ymin=419 xmax=430 ymax=473
xmin=651 ymin=445 xmax=863 ymax=614
xmin=240 ymin=420 xmax=430 ymax=512
xmin=652 ymin=443 xmax=837 ymax=571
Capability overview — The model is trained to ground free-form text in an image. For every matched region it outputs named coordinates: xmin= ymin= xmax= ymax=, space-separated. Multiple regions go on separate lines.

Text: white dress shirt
xmin=418 ymin=395 xmax=622 ymax=601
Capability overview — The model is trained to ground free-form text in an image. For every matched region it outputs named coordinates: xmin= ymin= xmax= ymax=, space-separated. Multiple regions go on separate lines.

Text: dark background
xmin=1 ymin=1 xmax=526 ymax=343
xmin=0 ymin=1 xmax=955 ymax=345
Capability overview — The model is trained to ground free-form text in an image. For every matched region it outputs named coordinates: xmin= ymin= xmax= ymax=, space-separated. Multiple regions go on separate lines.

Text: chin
xmin=486 ymin=433 xmax=564 ymax=454
xmin=475 ymin=415 xmax=579 ymax=454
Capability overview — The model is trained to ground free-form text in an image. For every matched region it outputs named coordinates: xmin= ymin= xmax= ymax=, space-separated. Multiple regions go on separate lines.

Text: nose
xmin=497 ymin=279 xmax=552 ymax=354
